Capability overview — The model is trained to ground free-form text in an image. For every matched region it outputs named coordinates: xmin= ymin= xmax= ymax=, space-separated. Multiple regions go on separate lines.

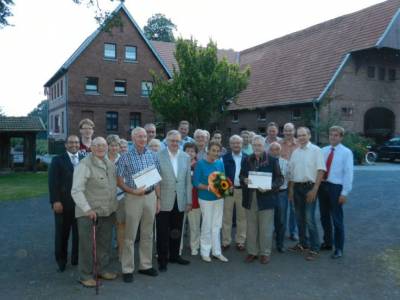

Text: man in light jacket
xmin=157 ymin=130 xmax=192 ymax=272
xmin=71 ymin=137 xmax=118 ymax=287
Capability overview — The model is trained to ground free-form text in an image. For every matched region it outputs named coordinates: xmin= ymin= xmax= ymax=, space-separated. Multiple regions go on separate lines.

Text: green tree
xmin=144 ymin=13 xmax=177 ymax=42
xmin=28 ymin=100 xmax=48 ymax=138
xmin=150 ymin=38 xmax=250 ymax=129
xmin=0 ymin=0 xmax=14 ymax=28
xmin=0 ymin=106 xmax=6 ymax=116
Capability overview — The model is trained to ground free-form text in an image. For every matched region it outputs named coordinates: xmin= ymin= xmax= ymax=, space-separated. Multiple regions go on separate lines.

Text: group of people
xmin=48 ymin=118 xmax=353 ymax=288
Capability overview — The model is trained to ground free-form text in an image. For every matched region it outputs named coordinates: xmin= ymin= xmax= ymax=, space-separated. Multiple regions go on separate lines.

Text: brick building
xmin=46 ymin=0 xmax=400 ymax=148
xmin=44 ymin=4 xmax=171 ymax=150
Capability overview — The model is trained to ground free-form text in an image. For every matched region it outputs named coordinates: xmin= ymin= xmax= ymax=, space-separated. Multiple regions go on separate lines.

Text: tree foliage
xmin=0 ymin=0 xmax=14 ymax=28
xmin=150 ymin=38 xmax=250 ymax=129
xmin=0 ymin=106 xmax=5 ymax=116
xmin=28 ymin=100 xmax=48 ymax=138
xmin=144 ymin=13 xmax=177 ymax=42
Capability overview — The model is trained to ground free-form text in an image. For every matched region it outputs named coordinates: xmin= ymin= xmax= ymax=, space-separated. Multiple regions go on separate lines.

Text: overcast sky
xmin=0 ymin=0 xmax=385 ymax=116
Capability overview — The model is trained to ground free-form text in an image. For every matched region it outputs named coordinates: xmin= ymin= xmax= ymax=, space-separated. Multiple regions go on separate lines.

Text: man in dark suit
xmin=222 ymin=135 xmax=248 ymax=251
xmin=48 ymin=135 xmax=81 ymax=272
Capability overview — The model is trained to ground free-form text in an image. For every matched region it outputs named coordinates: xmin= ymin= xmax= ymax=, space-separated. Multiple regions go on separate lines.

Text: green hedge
xmin=342 ymin=133 xmax=374 ymax=165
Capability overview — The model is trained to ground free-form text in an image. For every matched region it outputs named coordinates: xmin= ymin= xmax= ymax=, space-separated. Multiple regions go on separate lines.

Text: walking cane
xmin=179 ymin=212 xmax=188 ymax=256
xmin=92 ymin=218 xmax=99 ymax=295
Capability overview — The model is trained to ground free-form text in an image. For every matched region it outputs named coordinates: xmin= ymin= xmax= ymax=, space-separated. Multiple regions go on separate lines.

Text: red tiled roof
xmin=231 ymin=0 xmax=400 ymax=110
xmin=151 ymin=40 xmax=239 ymax=72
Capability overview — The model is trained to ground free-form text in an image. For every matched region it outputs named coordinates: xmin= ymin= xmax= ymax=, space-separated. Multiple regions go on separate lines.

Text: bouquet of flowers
xmin=208 ymin=171 xmax=233 ymax=198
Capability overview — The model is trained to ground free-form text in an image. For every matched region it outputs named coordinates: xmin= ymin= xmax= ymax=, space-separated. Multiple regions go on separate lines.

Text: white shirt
xmin=278 ymin=157 xmax=289 ymax=190
xmin=322 ymin=143 xmax=354 ymax=196
xmin=168 ymin=149 xmax=179 ymax=177
xmin=232 ymin=152 xmax=243 ymax=186
xmin=67 ymin=151 xmax=79 ymax=168
xmin=289 ymin=142 xmax=326 ymax=183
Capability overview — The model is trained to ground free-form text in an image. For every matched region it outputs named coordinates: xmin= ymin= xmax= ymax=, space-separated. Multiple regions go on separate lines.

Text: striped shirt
xmin=116 ymin=145 xmax=161 ymax=190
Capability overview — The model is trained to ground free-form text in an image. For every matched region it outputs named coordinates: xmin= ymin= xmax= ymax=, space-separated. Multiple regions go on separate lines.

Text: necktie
xmin=324 ymin=147 xmax=335 ymax=180
xmin=72 ymin=154 xmax=79 ymax=167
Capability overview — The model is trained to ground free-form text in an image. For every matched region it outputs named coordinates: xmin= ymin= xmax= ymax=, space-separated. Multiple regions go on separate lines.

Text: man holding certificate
xmin=240 ymin=135 xmax=283 ymax=264
xmin=117 ymin=127 xmax=162 ymax=283
xmin=156 ymin=130 xmax=192 ymax=272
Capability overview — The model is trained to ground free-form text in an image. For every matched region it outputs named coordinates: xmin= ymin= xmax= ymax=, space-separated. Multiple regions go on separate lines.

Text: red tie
xmin=324 ymin=147 xmax=335 ymax=180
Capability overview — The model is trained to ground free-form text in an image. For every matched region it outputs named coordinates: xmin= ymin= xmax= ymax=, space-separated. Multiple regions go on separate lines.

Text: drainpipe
xmin=313 ymin=100 xmax=320 ymax=145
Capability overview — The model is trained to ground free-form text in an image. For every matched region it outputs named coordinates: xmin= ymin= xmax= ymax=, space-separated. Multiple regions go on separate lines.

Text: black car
xmin=377 ymin=137 xmax=400 ymax=161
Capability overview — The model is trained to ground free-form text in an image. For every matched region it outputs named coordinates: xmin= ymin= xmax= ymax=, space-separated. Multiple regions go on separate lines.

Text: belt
xmin=144 ymin=189 xmax=154 ymax=195
xmin=294 ymin=181 xmax=314 ymax=186
xmin=234 ymin=186 xmax=242 ymax=190
xmin=279 ymin=189 xmax=287 ymax=192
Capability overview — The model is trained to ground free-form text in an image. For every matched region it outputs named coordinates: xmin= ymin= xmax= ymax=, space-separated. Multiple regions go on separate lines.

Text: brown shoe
xmin=289 ymin=243 xmax=306 ymax=253
xmin=245 ymin=255 xmax=257 ymax=263
xmin=236 ymin=243 xmax=245 ymax=251
xmin=100 ymin=272 xmax=118 ymax=280
xmin=260 ymin=255 xmax=270 ymax=264
xmin=305 ymin=251 xmax=319 ymax=261
xmin=222 ymin=244 xmax=230 ymax=251
xmin=79 ymin=279 xmax=97 ymax=288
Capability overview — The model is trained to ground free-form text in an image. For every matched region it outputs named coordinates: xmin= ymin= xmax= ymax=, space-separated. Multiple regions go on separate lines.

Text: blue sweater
xmin=193 ymin=158 xmax=225 ymax=200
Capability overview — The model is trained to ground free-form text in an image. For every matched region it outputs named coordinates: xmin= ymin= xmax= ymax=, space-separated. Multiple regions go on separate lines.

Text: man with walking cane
xmin=71 ymin=137 xmax=118 ymax=288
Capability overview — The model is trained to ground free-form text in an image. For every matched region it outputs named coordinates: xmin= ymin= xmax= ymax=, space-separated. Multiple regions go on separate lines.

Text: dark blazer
xmin=222 ymin=151 xmax=248 ymax=186
xmin=239 ymin=152 xmax=283 ymax=211
xmin=48 ymin=152 xmax=78 ymax=211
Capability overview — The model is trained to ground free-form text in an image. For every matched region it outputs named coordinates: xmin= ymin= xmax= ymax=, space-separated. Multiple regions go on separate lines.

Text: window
xmin=50 ymin=115 xmax=53 ymax=131
xmin=85 ymin=77 xmax=99 ymax=93
xmin=54 ymin=115 xmax=60 ymax=133
xmin=141 ymin=81 xmax=153 ymax=97
xmin=367 ymin=66 xmax=375 ymax=78
xmin=106 ymin=112 xmax=118 ymax=131
xmin=258 ymin=110 xmax=266 ymax=121
xmin=114 ymin=80 xmax=127 ymax=95
xmin=130 ymin=112 xmax=141 ymax=128
xmin=61 ymin=112 xmax=64 ymax=133
xmin=341 ymin=107 xmax=353 ymax=118
xmin=104 ymin=43 xmax=116 ymax=59
xmin=232 ymin=111 xmax=239 ymax=122
xmin=378 ymin=67 xmax=386 ymax=80
xmin=125 ymin=46 xmax=137 ymax=61
xmin=56 ymin=83 xmax=59 ymax=98
xmin=389 ymin=69 xmax=396 ymax=81
xmin=292 ymin=108 xmax=301 ymax=120
xmin=60 ymin=79 xmax=63 ymax=96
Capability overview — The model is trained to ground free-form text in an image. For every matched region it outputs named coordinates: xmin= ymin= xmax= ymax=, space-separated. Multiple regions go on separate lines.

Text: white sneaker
xmin=191 ymin=249 xmax=199 ymax=256
xmin=201 ymin=256 xmax=211 ymax=263
xmin=213 ymin=254 xmax=229 ymax=262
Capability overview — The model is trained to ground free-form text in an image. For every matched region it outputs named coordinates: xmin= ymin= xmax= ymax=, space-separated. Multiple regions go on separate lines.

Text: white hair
xmin=91 ymin=136 xmax=107 ymax=147
xmin=166 ymin=130 xmax=181 ymax=139
xmin=269 ymin=141 xmax=281 ymax=151
xmin=194 ymin=129 xmax=207 ymax=139
xmin=252 ymin=135 xmax=265 ymax=145
xmin=119 ymin=139 xmax=128 ymax=146
xmin=229 ymin=135 xmax=243 ymax=144
xmin=148 ymin=138 xmax=161 ymax=147
xmin=131 ymin=127 xmax=146 ymax=136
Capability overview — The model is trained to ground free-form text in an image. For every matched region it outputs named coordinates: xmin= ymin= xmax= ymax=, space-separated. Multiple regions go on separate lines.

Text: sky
xmin=0 ymin=0 xmax=386 ymax=116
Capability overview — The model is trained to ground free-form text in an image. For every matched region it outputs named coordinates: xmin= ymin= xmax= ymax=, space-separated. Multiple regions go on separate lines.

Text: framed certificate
xmin=248 ymin=171 xmax=272 ymax=190
xmin=132 ymin=166 xmax=162 ymax=189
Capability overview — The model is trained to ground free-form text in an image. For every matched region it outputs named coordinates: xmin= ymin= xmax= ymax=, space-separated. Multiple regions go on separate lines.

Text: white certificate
xmin=248 ymin=171 xmax=272 ymax=190
xmin=132 ymin=166 xmax=162 ymax=189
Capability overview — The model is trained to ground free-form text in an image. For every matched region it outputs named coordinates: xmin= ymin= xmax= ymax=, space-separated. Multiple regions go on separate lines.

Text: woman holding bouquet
xmin=240 ymin=135 xmax=283 ymax=264
xmin=193 ymin=141 xmax=229 ymax=263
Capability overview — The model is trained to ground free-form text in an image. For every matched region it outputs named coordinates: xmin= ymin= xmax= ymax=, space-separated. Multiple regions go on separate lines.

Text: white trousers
xmin=199 ymin=198 xmax=224 ymax=257
xmin=188 ymin=208 xmax=201 ymax=251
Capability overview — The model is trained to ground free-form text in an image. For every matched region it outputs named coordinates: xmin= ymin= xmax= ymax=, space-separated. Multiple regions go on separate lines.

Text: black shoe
xmin=277 ymin=247 xmax=286 ymax=253
xmin=169 ymin=257 xmax=190 ymax=265
xmin=138 ymin=268 xmax=158 ymax=277
xmin=289 ymin=234 xmax=299 ymax=241
xmin=122 ymin=273 xmax=134 ymax=283
xmin=158 ymin=264 xmax=167 ymax=272
xmin=320 ymin=243 xmax=333 ymax=251
xmin=71 ymin=257 xmax=78 ymax=266
xmin=57 ymin=262 xmax=66 ymax=272
xmin=331 ymin=249 xmax=343 ymax=259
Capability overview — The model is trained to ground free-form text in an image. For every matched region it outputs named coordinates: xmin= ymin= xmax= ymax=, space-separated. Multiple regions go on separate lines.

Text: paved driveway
xmin=0 ymin=164 xmax=399 ymax=300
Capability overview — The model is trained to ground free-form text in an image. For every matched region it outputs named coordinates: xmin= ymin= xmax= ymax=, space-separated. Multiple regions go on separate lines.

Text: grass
xmin=0 ymin=172 xmax=48 ymax=201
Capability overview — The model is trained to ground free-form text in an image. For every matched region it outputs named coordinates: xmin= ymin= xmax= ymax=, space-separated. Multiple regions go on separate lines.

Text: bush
xmin=36 ymin=139 xmax=48 ymax=155
xmin=342 ymin=133 xmax=374 ymax=165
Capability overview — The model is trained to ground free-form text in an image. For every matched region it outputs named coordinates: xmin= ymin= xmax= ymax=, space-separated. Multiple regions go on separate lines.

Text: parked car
xmin=376 ymin=137 xmax=400 ymax=161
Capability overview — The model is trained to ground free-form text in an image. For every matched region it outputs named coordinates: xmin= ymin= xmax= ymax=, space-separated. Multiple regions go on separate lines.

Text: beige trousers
xmin=121 ymin=192 xmax=156 ymax=273
xmin=246 ymin=193 xmax=274 ymax=256
xmin=222 ymin=189 xmax=247 ymax=246
xmin=188 ymin=208 xmax=201 ymax=252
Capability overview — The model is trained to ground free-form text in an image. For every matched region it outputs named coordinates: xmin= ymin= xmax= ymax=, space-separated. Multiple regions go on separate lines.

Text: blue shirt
xmin=193 ymin=158 xmax=225 ymax=200
xmin=322 ymin=143 xmax=354 ymax=196
xmin=116 ymin=145 xmax=160 ymax=190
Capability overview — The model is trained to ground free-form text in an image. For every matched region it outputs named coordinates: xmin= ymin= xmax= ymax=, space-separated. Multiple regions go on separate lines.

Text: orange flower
xmin=220 ymin=180 xmax=229 ymax=190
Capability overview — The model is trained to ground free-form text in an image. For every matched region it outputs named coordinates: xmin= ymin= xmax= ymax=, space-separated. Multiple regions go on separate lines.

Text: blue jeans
xmin=293 ymin=183 xmax=320 ymax=252
xmin=288 ymin=201 xmax=298 ymax=237
xmin=318 ymin=182 xmax=344 ymax=251
xmin=274 ymin=190 xmax=288 ymax=248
